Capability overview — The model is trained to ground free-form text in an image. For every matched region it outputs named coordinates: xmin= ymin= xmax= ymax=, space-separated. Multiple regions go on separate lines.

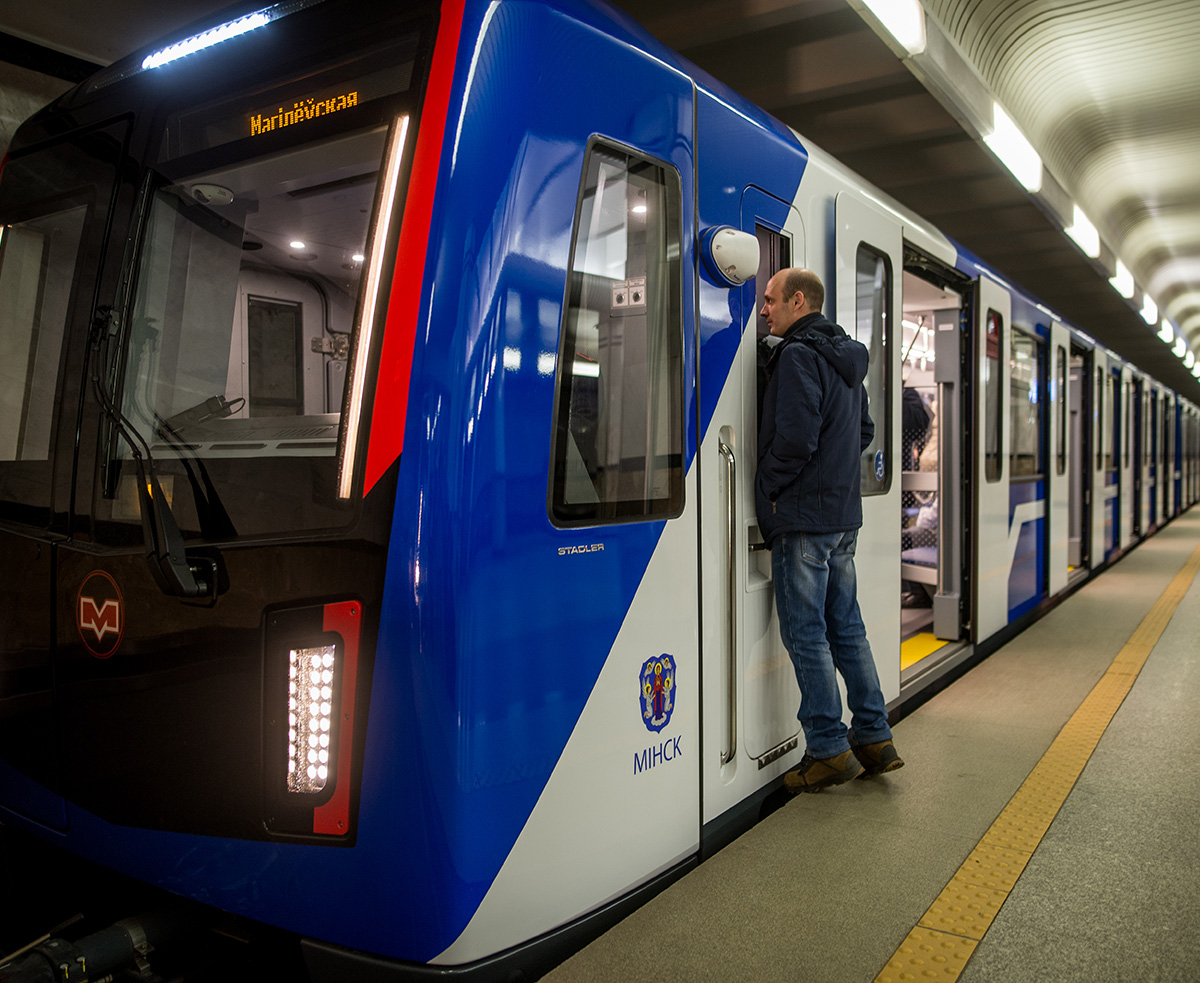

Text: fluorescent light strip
xmin=862 ymin=0 xmax=927 ymax=55
xmin=1064 ymin=204 xmax=1100 ymax=258
xmin=1142 ymin=295 xmax=1159 ymax=325
xmin=984 ymin=104 xmax=1042 ymax=193
xmin=338 ymin=115 xmax=411 ymax=500
xmin=1109 ymin=261 xmax=1134 ymax=299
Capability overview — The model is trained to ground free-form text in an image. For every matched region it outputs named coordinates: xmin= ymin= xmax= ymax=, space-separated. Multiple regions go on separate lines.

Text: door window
xmin=983 ymin=310 xmax=1003 ymax=482
xmin=1056 ymin=346 xmax=1067 ymax=476
xmin=1009 ymin=329 xmax=1041 ymax=478
xmin=549 ymin=141 xmax=684 ymax=525
xmin=855 ymin=245 xmax=892 ymax=496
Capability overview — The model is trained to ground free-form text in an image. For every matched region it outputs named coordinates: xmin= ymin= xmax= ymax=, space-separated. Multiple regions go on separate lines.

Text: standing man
xmin=756 ymin=267 xmax=903 ymax=792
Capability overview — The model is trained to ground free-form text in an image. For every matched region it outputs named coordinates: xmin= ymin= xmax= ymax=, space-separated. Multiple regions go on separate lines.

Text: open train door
xmin=1047 ymin=321 xmax=1071 ymax=596
xmin=972 ymin=275 xmax=1012 ymax=641
xmin=833 ymin=192 xmax=902 ymax=701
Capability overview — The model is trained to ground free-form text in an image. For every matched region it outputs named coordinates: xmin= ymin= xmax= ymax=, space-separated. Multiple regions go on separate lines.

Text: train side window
xmin=0 ymin=205 xmax=85 ymax=464
xmin=1096 ymin=367 xmax=1105 ymax=472
xmin=1123 ymin=379 xmax=1131 ymax=468
xmin=984 ymin=309 xmax=1003 ymax=482
xmin=0 ymin=131 xmax=122 ymax=526
xmin=1009 ymin=329 xmax=1041 ymax=478
xmin=549 ymin=141 xmax=683 ymax=525
xmin=1144 ymin=392 xmax=1151 ymax=466
xmin=1056 ymin=346 xmax=1067 ymax=475
xmin=855 ymin=244 xmax=891 ymax=496
xmin=1106 ymin=372 xmax=1116 ymax=471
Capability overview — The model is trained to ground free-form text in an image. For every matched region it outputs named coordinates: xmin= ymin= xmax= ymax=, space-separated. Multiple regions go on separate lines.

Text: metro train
xmin=1 ymin=0 xmax=1197 ymax=979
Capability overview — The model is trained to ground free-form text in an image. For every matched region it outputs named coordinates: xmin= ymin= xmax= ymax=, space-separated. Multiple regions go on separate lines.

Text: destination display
xmin=162 ymin=34 xmax=418 ymax=160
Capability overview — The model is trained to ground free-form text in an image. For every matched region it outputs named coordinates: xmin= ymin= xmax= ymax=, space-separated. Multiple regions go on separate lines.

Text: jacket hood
xmin=784 ymin=313 xmax=869 ymax=388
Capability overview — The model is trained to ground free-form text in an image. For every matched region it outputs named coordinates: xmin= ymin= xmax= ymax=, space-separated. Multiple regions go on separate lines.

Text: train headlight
xmin=265 ymin=600 xmax=362 ymax=839
xmin=287 ymin=644 xmax=338 ymax=794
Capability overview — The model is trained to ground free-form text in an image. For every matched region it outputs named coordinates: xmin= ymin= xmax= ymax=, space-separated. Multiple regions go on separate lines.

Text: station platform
xmin=544 ymin=509 xmax=1200 ymax=983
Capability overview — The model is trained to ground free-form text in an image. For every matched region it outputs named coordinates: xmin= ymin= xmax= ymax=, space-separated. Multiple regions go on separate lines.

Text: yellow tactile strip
xmin=877 ymin=540 xmax=1200 ymax=983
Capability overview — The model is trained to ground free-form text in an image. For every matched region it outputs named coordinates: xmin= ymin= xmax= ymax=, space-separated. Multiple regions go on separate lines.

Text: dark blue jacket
xmin=756 ymin=311 xmax=874 ymax=545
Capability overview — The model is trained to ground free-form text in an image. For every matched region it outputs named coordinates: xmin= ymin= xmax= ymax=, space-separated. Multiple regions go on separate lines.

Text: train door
xmin=1130 ymin=376 xmax=1143 ymax=538
xmin=1172 ymin=397 xmax=1183 ymax=515
xmin=1147 ymin=384 xmax=1156 ymax=530
xmin=1148 ymin=385 xmax=1159 ymax=528
xmin=971 ymin=275 xmax=1012 ymax=641
xmin=1092 ymin=353 xmax=1115 ymax=561
xmin=1162 ymin=393 xmax=1173 ymax=519
xmin=1068 ymin=344 xmax=1091 ymax=577
xmin=897 ymin=263 xmax=965 ymax=676
xmin=1047 ymin=323 xmax=1071 ymax=596
xmin=695 ymin=131 xmax=808 ymax=828
xmin=833 ymin=193 xmax=902 ymax=698
xmin=727 ymin=189 xmax=806 ymax=772
xmin=1108 ymin=367 xmax=1128 ymax=544
xmin=1118 ymin=368 xmax=1134 ymax=549
xmin=0 ymin=124 xmax=130 ymax=832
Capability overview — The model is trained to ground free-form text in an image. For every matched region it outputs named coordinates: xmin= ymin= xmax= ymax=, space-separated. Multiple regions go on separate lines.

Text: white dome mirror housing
xmin=701 ymin=226 xmax=760 ymax=288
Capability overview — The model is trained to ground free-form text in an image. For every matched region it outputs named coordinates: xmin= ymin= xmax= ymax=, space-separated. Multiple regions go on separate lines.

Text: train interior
xmin=899 ymin=270 xmax=960 ymax=671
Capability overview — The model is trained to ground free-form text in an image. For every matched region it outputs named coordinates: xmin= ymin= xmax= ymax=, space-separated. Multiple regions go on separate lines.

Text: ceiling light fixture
xmin=984 ymin=104 xmax=1042 ymax=193
xmin=1109 ymin=261 xmax=1134 ymax=299
xmin=1141 ymin=295 xmax=1159 ymax=325
xmin=1158 ymin=319 xmax=1175 ymax=343
xmin=1064 ymin=204 xmax=1100 ymax=258
xmin=861 ymin=0 xmax=927 ymax=55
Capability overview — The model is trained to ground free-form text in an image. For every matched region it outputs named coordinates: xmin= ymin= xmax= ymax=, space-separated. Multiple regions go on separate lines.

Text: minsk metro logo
xmin=639 ymin=655 xmax=676 ymax=733
xmin=77 ymin=570 xmax=124 ymax=659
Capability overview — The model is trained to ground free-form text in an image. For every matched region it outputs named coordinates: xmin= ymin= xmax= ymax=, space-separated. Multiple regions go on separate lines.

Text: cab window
xmin=549 ymin=141 xmax=684 ymax=525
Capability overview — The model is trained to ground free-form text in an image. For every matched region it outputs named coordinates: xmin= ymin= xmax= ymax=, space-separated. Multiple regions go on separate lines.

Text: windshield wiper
xmin=90 ymin=306 xmax=217 ymax=599
xmin=156 ymin=396 xmax=241 ymax=542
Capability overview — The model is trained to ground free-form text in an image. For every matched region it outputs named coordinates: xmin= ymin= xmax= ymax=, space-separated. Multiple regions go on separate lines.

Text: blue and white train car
xmin=0 ymin=0 xmax=1196 ymax=979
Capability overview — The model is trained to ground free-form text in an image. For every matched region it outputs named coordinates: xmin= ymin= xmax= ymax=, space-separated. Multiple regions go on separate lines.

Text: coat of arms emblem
xmin=639 ymin=655 xmax=675 ymax=733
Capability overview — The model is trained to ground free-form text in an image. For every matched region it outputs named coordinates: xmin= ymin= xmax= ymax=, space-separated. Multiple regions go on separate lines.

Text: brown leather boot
xmin=783 ymin=750 xmax=862 ymax=793
xmin=850 ymin=737 xmax=905 ymax=778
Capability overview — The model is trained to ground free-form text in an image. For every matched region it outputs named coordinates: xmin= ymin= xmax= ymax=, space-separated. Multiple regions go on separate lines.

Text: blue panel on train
xmin=1008 ymin=480 xmax=1045 ymax=620
xmin=363 ymin=0 xmax=697 ymax=958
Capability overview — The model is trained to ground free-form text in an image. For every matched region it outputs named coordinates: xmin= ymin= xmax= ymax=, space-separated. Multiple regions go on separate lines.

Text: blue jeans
xmin=772 ymin=529 xmax=892 ymax=759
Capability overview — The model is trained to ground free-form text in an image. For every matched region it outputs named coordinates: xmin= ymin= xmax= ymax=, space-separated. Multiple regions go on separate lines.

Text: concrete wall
xmin=1 ymin=61 xmax=71 ymax=154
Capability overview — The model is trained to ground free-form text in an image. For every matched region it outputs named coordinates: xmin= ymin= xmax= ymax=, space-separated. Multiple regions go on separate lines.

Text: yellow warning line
xmin=876 ymin=540 xmax=1200 ymax=983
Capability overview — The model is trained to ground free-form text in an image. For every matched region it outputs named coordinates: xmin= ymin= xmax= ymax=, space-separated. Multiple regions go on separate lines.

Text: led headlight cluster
xmin=287 ymin=644 xmax=337 ymax=793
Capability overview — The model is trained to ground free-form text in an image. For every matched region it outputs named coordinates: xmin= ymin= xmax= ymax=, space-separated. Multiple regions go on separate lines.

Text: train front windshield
xmin=90 ymin=34 xmax=423 ymax=543
xmin=106 ymin=127 xmax=388 ymax=539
